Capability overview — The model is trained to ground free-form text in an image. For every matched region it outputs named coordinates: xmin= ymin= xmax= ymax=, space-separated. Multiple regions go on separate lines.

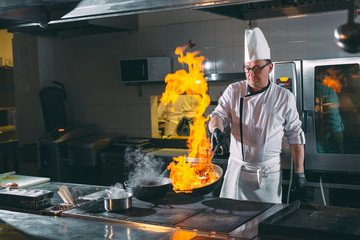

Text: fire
xmin=160 ymin=45 xmax=219 ymax=193
xmin=322 ymin=67 xmax=345 ymax=93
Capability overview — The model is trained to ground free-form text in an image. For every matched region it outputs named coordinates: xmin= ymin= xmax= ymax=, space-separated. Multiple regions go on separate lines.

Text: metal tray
xmin=0 ymin=187 xmax=54 ymax=209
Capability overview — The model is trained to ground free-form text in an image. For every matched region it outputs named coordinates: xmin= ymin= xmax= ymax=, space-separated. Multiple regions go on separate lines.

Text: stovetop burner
xmin=61 ymin=193 xmax=274 ymax=235
xmin=176 ymin=198 xmax=273 ymax=233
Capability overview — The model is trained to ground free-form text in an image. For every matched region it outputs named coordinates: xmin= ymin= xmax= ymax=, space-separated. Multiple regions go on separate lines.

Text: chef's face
xmin=244 ymin=60 xmax=273 ymax=91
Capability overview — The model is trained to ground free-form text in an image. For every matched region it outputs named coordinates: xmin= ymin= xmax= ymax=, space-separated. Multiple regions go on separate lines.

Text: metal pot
xmin=124 ymin=177 xmax=172 ymax=201
xmin=103 ymin=190 xmax=132 ymax=211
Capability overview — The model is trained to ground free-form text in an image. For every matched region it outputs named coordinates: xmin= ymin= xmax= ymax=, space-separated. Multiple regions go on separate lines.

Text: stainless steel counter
xmin=57 ymin=186 xmax=284 ymax=239
xmin=0 ymin=181 xmax=287 ymax=239
xmin=0 ymin=209 xmax=186 ymax=240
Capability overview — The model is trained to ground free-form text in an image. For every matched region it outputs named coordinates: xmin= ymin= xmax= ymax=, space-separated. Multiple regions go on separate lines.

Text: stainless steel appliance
xmin=271 ymin=57 xmax=360 ymax=174
xmin=271 ymin=57 xmax=360 ymax=207
xmin=302 ymin=57 xmax=360 ymax=173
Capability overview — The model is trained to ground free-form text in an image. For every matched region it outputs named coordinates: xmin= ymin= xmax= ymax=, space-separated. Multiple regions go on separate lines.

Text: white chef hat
xmin=244 ymin=27 xmax=270 ymax=62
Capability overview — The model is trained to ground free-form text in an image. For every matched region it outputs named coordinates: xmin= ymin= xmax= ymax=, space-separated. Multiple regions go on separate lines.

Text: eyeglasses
xmin=243 ymin=61 xmax=271 ymax=74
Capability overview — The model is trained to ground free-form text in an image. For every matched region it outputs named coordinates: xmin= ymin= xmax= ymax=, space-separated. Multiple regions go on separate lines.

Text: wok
xmin=174 ymin=164 xmax=224 ymax=196
xmin=124 ymin=164 xmax=223 ymax=200
xmin=124 ymin=177 xmax=172 ymax=201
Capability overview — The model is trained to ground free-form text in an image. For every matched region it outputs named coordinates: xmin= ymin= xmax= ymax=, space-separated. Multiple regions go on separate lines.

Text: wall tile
xmin=288 ymin=41 xmax=308 ymax=61
xmin=256 ymin=20 xmax=269 ymax=39
xmin=327 ymin=10 xmax=348 ymax=33
xmin=270 ymin=43 xmax=288 ymax=62
xmin=109 ymin=82 xmax=131 ymax=104
xmin=200 ymin=47 xmax=216 ymax=74
xmin=306 ymin=13 xmax=333 ymax=41
xmin=125 ymin=128 xmax=148 ymax=138
xmin=126 ymin=103 xmax=149 ymax=128
xmin=268 ymin=18 xmax=288 ymax=44
xmin=142 ymin=103 xmax=152 ymax=129
xmin=233 ymin=46 xmax=244 ymax=72
xmin=142 ymin=84 xmax=164 ymax=98
xmin=114 ymin=104 xmax=129 ymax=129
xmin=189 ymin=21 xmax=217 ymax=49
xmin=215 ymin=19 xmax=233 ymax=47
xmin=124 ymin=85 xmax=148 ymax=105
xmin=232 ymin=19 xmax=248 ymax=47
xmin=287 ymin=16 xmax=307 ymax=42
xmin=215 ymin=47 xmax=233 ymax=73
xmin=308 ymin=40 xmax=341 ymax=59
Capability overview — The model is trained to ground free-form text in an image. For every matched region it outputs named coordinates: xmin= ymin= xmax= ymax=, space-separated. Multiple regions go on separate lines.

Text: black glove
xmin=211 ymin=128 xmax=225 ymax=152
xmin=292 ymin=173 xmax=307 ymax=201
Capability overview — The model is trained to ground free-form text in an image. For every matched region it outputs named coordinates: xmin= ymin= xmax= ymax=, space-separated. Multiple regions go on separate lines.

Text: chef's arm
xmin=290 ymin=144 xmax=305 ymax=173
xmin=208 ymin=116 xmax=224 ymax=133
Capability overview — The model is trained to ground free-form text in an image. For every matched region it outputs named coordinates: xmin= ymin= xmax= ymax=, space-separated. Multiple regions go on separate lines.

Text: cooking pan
xmin=124 ymin=177 xmax=172 ymax=201
xmin=174 ymin=164 xmax=224 ymax=196
xmin=104 ymin=190 xmax=132 ymax=211
xmin=78 ymin=188 xmax=132 ymax=212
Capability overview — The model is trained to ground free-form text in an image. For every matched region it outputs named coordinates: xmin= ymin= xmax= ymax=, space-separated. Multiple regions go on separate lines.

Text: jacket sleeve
xmin=284 ymin=93 xmax=306 ymax=145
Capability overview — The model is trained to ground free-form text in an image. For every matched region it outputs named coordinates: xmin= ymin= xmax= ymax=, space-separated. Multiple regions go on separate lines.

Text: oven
xmin=271 ymin=57 xmax=360 ymax=207
xmin=302 ymin=57 xmax=360 ymax=173
xmin=271 ymin=57 xmax=360 ymax=174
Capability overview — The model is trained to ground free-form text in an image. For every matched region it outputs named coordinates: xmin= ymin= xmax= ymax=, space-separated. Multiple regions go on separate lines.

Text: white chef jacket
xmin=210 ymin=80 xmax=305 ymax=203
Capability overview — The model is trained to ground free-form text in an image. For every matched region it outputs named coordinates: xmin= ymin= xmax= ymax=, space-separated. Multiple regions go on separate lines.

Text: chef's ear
xmin=268 ymin=61 xmax=274 ymax=73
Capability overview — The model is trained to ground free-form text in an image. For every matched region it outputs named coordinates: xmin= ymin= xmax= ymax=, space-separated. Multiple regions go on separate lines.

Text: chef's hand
xmin=292 ymin=173 xmax=307 ymax=201
xmin=211 ymin=128 xmax=225 ymax=152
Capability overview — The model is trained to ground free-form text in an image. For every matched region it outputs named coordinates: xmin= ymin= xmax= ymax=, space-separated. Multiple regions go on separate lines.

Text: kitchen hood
xmin=0 ymin=0 xmax=353 ymax=37
xmin=197 ymin=0 xmax=350 ymax=20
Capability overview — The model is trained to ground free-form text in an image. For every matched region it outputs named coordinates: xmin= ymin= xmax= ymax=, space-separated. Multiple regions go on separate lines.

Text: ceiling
xmin=0 ymin=0 xmax=354 ymax=38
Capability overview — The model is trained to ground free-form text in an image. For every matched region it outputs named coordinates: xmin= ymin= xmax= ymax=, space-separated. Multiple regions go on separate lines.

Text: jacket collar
xmin=246 ymin=80 xmax=270 ymax=97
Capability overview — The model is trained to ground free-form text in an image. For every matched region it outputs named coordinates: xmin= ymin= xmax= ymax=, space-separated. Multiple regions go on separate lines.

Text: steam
xmin=109 ymin=182 xmax=124 ymax=190
xmin=105 ymin=183 xmax=127 ymax=199
xmin=124 ymin=146 xmax=164 ymax=185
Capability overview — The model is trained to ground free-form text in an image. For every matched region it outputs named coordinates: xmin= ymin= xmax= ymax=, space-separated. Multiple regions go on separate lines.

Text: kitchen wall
xmin=13 ymin=9 xmax=360 ymax=143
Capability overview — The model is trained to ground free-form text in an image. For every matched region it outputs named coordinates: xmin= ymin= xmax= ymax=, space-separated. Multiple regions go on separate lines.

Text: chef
xmin=208 ymin=27 xmax=306 ymax=203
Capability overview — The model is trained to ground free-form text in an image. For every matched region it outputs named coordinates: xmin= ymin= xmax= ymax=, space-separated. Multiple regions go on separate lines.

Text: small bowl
xmin=103 ymin=191 xmax=132 ymax=212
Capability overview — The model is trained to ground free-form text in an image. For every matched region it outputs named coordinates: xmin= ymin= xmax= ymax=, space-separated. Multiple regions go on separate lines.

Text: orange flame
xmin=322 ymin=77 xmax=342 ymax=93
xmin=160 ymin=46 xmax=219 ymax=193
xmin=322 ymin=67 xmax=345 ymax=93
xmin=170 ymin=230 xmax=196 ymax=240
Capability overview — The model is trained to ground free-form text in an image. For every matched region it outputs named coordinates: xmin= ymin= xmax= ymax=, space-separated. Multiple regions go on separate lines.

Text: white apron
xmin=220 ymin=155 xmax=282 ymax=203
